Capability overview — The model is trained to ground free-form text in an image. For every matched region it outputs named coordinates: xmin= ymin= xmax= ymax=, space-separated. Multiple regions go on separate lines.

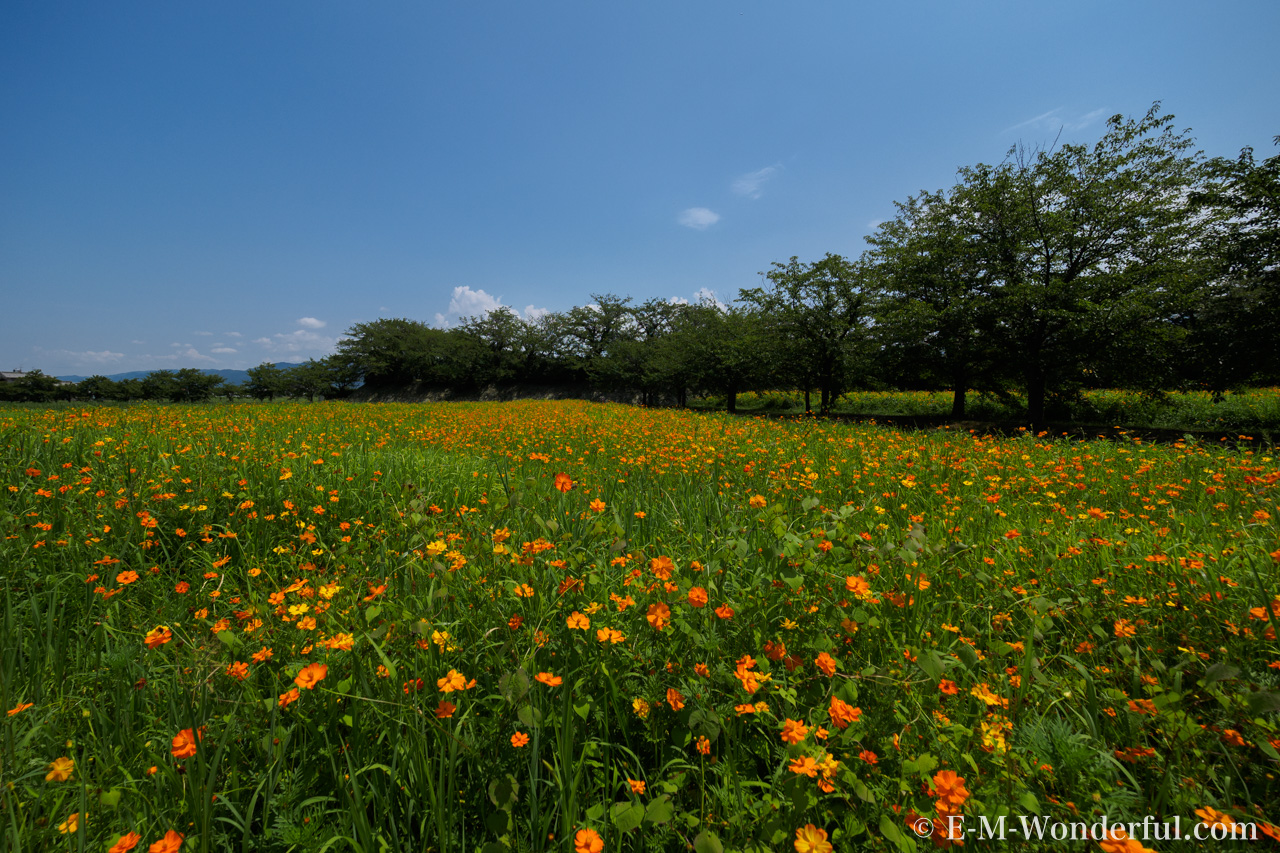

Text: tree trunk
xmin=727 ymin=388 xmax=737 ymax=414
xmin=1026 ymin=372 xmax=1046 ymax=430
xmin=804 ymin=389 xmax=811 ymax=414
xmin=950 ymin=375 xmax=967 ymax=419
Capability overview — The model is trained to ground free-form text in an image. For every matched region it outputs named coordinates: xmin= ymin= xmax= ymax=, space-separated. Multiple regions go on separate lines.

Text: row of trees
xmin=7 ymin=106 xmax=1274 ymax=422
xmin=0 ymin=363 xmax=353 ymax=404
xmin=328 ymin=106 xmax=1276 ymax=423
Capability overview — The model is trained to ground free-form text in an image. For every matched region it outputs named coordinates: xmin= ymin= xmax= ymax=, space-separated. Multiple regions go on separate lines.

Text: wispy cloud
xmin=253 ymin=329 xmax=337 ymax=356
xmin=297 ymin=317 xmax=326 ymax=330
xmin=523 ymin=305 xmax=549 ymax=323
xmin=732 ymin=165 xmax=781 ymax=199
xmin=211 ymin=347 xmax=237 ymax=354
xmin=1004 ymin=107 xmax=1109 ymax=136
xmin=226 ymin=332 xmax=242 ymax=338
xmin=194 ymin=331 xmax=213 ymax=336
xmin=678 ymin=207 xmax=720 ymax=230
xmin=33 ymin=348 xmax=125 ymax=366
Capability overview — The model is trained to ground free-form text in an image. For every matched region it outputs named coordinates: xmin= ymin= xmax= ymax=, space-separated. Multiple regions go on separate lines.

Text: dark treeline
xmin=9 ymin=107 xmax=1277 ymax=423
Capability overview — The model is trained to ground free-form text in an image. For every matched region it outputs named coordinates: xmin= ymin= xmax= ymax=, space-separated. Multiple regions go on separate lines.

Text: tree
xmin=740 ymin=254 xmax=876 ymax=413
xmin=333 ymin=318 xmax=450 ymax=389
xmin=171 ymin=368 xmax=224 ymax=403
xmin=966 ymin=104 xmax=1204 ymax=425
xmin=867 ymin=187 xmax=1000 ymax=418
xmin=75 ymin=375 xmax=121 ymax=402
xmin=245 ymin=363 xmax=288 ymax=401
xmin=140 ymin=370 xmax=180 ymax=401
xmin=1181 ymin=137 xmax=1280 ymax=391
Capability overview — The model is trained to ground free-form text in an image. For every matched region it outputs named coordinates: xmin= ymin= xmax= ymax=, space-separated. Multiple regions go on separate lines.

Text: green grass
xmin=1 ymin=400 xmax=1278 ymax=851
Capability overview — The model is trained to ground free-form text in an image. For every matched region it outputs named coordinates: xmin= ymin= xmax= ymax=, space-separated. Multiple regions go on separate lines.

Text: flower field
xmin=2 ymin=400 xmax=1278 ymax=852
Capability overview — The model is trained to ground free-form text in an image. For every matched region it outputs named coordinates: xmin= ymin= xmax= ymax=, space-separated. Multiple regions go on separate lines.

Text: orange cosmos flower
xmin=170 ymin=729 xmax=199 ymax=759
xmin=566 ymin=611 xmax=590 ymax=630
xmin=589 ymin=498 xmax=606 ymax=512
xmin=828 ymin=696 xmax=861 ymax=729
xmin=7 ymin=702 xmax=33 ymax=717
xmin=814 ymin=652 xmax=837 ymax=677
xmin=58 ymin=812 xmax=79 ymax=834
xmin=695 ymin=736 xmax=710 ymax=755
xmin=1114 ymin=619 xmax=1136 ymax=638
xmin=665 ymin=688 xmax=685 ymax=711
xmin=225 ymin=661 xmax=249 ymax=681
xmin=511 ymin=731 xmax=530 ymax=747
xmin=780 ymin=718 xmax=809 ymax=745
xmin=437 ymin=669 xmax=476 ymax=693
xmin=278 ymin=688 xmax=300 ymax=707
xmin=687 ymin=586 xmax=708 ymax=608
xmin=714 ymin=603 xmax=735 ymax=619
xmin=628 ymin=779 xmax=646 ymax=795
xmin=108 ymin=831 xmax=142 ymax=852
xmin=554 ymin=473 xmax=573 ymax=493
xmin=435 ymin=701 xmax=456 ymax=718
xmin=46 ymin=756 xmax=74 ymax=781
xmin=147 ymin=830 xmax=184 ymax=853
xmin=535 ymin=672 xmax=562 ymax=687
xmin=646 ymin=602 xmax=671 ymax=630
xmin=252 ymin=647 xmax=274 ymax=663
xmin=294 ymin=662 xmax=328 ymax=690
xmin=116 ymin=570 xmax=139 ymax=585
xmin=749 ymin=494 xmax=767 ymax=508
xmin=650 ymin=556 xmax=674 ymax=579
xmin=794 ymin=824 xmax=833 ymax=853
xmin=573 ymin=828 xmax=603 ymax=853
xmin=938 ymin=679 xmax=958 ymax=695
xmin=144 ymin=626 xmax=172 ymax=649
xmin=859 ymin=750 xmax=878 ymax=765
xmin=932 ymin=769 xmax=970 ymax=809
xmin=789 ymin=756 xmax=820 ymax=777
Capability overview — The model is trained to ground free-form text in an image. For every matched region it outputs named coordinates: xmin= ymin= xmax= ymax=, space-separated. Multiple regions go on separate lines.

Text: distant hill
xmin=57 ymin=365 xmax=302 ymax=386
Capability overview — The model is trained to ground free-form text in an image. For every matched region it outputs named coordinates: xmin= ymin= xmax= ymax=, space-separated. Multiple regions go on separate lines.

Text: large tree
xmin=740 ymin=253 xmax=875 ymax=413
xmin=867 ymin=188 xmax=999 ymax=418
xmin=967 ymin=104 xmax=1204 ymax=425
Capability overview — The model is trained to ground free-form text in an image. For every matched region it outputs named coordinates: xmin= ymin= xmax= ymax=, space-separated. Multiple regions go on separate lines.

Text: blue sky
xmin=3 ymin=1 xmax=1278 ymax=377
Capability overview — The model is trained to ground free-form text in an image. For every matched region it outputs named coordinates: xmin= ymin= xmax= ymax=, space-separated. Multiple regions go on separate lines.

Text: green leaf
xmin=644 ymin=795 xmax=674 ymax=825
xmin=364 ymin=604 xmax=382 ymax=623
xmin=1245 ymin=691 xmax=1280 ymax=714
xmin=215 ymin=630 xmax=241 ymax=650
xmin=516 ymin=704 xmax=541 ymax=728
xmin=611 ymin=801 xmax=645 ymax=833
xmin=99 ymin=788 xmax=122 ymax=808
xmin=693 ymin=830 xmax=724 ymax=853
xmin=917 ymin=651 xmax=945 ymax=682
xmin=488 ymin=775 xmax=519 ymax=809
xmin=485 ymin=811 xmax=510 ymax=834
xmin=879 ymin=813 xmax=917 ymax=853
xmin=366 ymin=634 xmax=396 ymax=679
xmin=1202 ymin=662 xmax=1240 ymax=684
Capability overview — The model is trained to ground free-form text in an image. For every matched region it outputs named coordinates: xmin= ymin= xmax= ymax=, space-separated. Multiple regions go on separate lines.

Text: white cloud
xmin=523 ymin=305 xmax=549 ymax=322
xmin=732 ymin=165 xmax=781 ymax=199
xmin=694 ymin=287 xmax=729 ymax=309
xmin=867 ymin=219 xmax=884 ymax=231
xmin=668 ymin=296 xmax=689 ymax=305
xmin=678 ymin=207 xmax=720 ymax=230
xmin=225 ymin=331 xmax=242 ymax=338
xmin=194 ymin=331 xmax=213 ymax=336
xmin=297 ymin=317 xmax=326 ymax=329
xmin=211 ymin=347 xmax=237 ymax=354
xmin=131 ymin=339 xmax=146 ymax=345
xmin=434 ymin=285 xmax=504 ymax=327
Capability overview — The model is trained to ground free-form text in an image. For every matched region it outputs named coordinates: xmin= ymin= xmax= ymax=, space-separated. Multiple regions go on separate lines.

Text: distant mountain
xmin=57 ymin=365 xmax=302 ymax=386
